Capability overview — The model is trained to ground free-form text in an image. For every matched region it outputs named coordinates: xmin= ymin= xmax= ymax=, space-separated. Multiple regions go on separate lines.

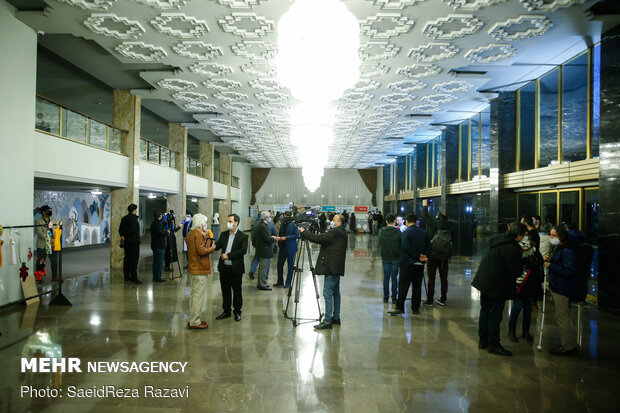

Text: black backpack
xmin=571 ymin=242 xmax=594 ymax=303
xmin=431 ymin=230 xmax=452 ymax=260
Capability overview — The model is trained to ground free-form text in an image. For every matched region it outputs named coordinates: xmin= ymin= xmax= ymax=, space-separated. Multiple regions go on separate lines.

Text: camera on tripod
xmin=294 ymin=210 xmax=319 ymax=233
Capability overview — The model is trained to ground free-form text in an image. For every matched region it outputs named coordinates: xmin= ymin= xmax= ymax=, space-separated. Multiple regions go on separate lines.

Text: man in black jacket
xmin=119 ymin=203 xmax=142 ymax=284
xmin=299 ymin=214 xmax=348 ymax=330
xmin=255 ymin=211 xmax=276 ymax=291
xmin=150 ymin=210 xmax=168 ymax=282
xmin=389 ymin=213 xmax=430 ymax=316
xmin=215 ymin=214 xmax=248 ymax=322
xmin=471 ymin=222 xmax=526 ymax=356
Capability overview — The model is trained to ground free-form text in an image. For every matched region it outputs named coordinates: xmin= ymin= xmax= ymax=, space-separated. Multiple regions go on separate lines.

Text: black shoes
xmin=383 ymin=297 xmax=389 ymax=303
xmin=435 ymin=299 xmax=446 ymax=306
xmin=423 ymin=299 xmax=434 ymax=307
xmin=314 ymin=321 xmax=332 ymax=330
xmin=388 ymin=308 xmax=405 ymax=315
xmin=478 ymin=343 xmax=488 ymax=350
xmin=331 ymin=318 xmax=341 ymax=325
xmin=274 ymin=282 xmax=284 ymax=287
xmin=215 ymin=312 xmax=231 ymax=320
xmin=131 ymin=279 xmax=143 ymax=285
xmin=258 ymin=285 xmax=272 ymax=291
xmin=549 ymin=346 xmax=578 ymax=356
xmin=153 ymin=279 xmax=167 ymax=283
xmin=234 ymin=312 xmax=242 ymax=322
xmin=522 ymin=332 xmax=534 ymax=342
xmin=489 ymin=346 xmax=512 ymax=356
xmin=248 ymin=272 xmax=255 ymax=280
xmin=412 ymin=309 xmax=421 ymax=314
xmin=508 ymin=329 xmax=519 ymax=343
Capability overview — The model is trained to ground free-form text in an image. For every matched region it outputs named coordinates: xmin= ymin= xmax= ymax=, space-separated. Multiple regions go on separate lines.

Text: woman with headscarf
xmin=186 ymin=213 xmax=215 ymax=329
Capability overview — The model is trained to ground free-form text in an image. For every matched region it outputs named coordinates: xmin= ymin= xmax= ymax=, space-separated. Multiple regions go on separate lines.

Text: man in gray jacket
xmin=378 ymin=214 xmax=401 ymax=303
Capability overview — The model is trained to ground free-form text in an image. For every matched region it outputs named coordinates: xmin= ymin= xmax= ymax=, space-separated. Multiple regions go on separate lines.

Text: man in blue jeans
xmin=249 ymin=214 xmax=277 ymax=279
xmin=299 ymin=215 xmax=348 ymax=330
xmin=275 ymin=211 xmax=299 ymax=288
xmin=378 ymin=214 xmax=401 ymax=303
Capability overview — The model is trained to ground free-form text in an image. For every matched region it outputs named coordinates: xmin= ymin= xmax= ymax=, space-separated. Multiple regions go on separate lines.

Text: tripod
xmin=283 ymin=236 xmax=323 ymax=327
xmin=167 ymin=234 xmax=183 ymax=280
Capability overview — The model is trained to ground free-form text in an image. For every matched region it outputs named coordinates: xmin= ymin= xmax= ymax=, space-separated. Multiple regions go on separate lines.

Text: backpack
xmin=571 ymin=242 xmax=594 ymax=303
xmin=431 ymin=230 xmax=452 ymax=260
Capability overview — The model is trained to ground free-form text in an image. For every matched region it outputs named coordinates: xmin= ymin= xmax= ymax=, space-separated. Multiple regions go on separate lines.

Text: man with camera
xmin=119 ymin=203 xmax=142 ymax=284
xmin=275 ymin=211 xmax=299 ymax=288
xmin=299 ymin=214 xmax=348 ymax=330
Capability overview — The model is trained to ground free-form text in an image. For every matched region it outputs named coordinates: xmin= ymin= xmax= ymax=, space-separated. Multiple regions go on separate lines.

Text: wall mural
xmin=33 ymin=190 xmax=111 ymax=248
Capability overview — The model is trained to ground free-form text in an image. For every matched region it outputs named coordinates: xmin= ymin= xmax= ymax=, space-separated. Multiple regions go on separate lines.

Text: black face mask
xmin=46 ymin=210 xmax=53 ymax=217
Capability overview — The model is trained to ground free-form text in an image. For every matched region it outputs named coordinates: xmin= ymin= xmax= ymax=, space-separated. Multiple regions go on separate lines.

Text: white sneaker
xmin=435 ymin=299 xmax=446 ymax=306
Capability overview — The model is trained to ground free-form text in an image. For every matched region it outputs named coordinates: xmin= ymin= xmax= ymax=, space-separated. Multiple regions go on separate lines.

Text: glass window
xmin=110 ymin=128 xmax=122 ymax=153
xmin=383 ymin=164 xmax=391 ymax=196
xmin=416 ymin=143 xmax=427 ymax=189
xmin=397 ymin=156 xmax=406 ymax=193
xmin=541 ymin=192 xmax=558 ymax=226
xmin=148 ymin=142 xmax=160 ymax=164
xmin=433 ymin=138 xmax=440 ymax=187
xmin=35 ymin=97 xmax=60 ymax=134
xmin=559 ymin=190 xmax=580 ymax=228
xmin=471 ymin=114 xmax=479 ymax=179
xmin=562 ymin=52 xmax=588 ymax=163
xmin=160 ymin=148 xmax=169 ymax=167
xmin=519 ymin=82 xmax=536 ymax=170
xmin=584 ymin=189 xmax=598 ymax=245
xmin=214 ymin=150 xmax=221 ymax=170
xmin=518 ymin=193 xmax=539 ymax=221
xmin=592 ymin=44 xmax=600 ymax=158
xmin=407 ymin=153 xmax=415 ymax=191
xmin=539 ymin=68 xmax=559 ymax=167
xmin=189 ymin=158 xmax=196 ymax=175
xmin=62 ymin=109 xmax=87 ymax=143
xmin=460 ymin=121 xmax=469 ymax=181
xmin=480 ymin=108 xmax=490 ymax=177
xmin=140 ymin=139 xmax=147 ymax=161
xmin=88 ymin=119 xmax=107 ymax=149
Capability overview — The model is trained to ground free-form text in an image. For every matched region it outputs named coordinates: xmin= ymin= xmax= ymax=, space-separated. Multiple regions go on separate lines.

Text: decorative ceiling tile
xmin=388 ymin=79 xmax=428 ymax=92
xmin=135 ymin=0 xmax=188 ymax=9
xmin=359 ymin=14 xmax=415 ymax=39
xmin=349 ymin=79 xmax=381 ymax=92
xmin=259 ymin=101 xmax=289 ymax=111
xmin=432 ymin=80 xmax=473 ymax=93
xmin=188 ymin=62 xmax=233 ymax=76
xmin=230 ymin=111 xmax=259 ymax=119
xmin=151 ymin=13 xmax=209 ymax=39
xmin=58 ymin=0 xmax=116 ymax=10
xmin=397 ymin=64 xmax=441 ymax=79
xmin=519 ymin=0 xmax=585 ymax=12
xmin=488 ymin=15 xmax=552 ymax=41
xmin=396 ymin=120 xmax=424 ymax=128
xmin=231 ymin=40 xmax=277 ymax=59
xmin=375 ymin=103 xmax=407 ymax=112
xmin=380 ymin=93 xmax=415 ymax=103
xmin=365 ymin=119 xmax=393 ymax=128
xmin=240 ymin=62 xmax=275 ymax=77
xmin=368 ymin=112 xmax=397 ymax=120
xmin=337 ymin=103 xmax=370 ymax=113
xmin=249 ymin=78 xmax=282 ymax=91
xmin=157 ymin=78 xmax=197 ymax=91
xmin=423 ymin=14 xmax=483 ymax=40
xmin=173 ymin=41 xmax=223 ymax=60
xmin=172 ymin=91 xmax=209 ymax=102
xmin=410 ymin=103 xmax=443 ymax=113
xmin=116 ymin=42 xmax=167 ymax=61
xmin=408 ymin=43 xmax=459 ymax=62
xmin=213 ymin=91 xmax=248 ymax=101
xmin=421 ymin=93 xmax=456 ymax=104
xmin=464 ymin=43 xmax=517 ymax=62
xmin=367 ymin=0 xmax=429 ymax=9
xmin=443 ymin=0 xmax=507 ymax=11
xmin=218 ymin=13 xmax=275 ymax=38
xmin=222 ymin=102 xmax=254 ymax=111
xmin=359 ymin=41 xmax=401 ymax=61
xmin=255 ymin=91 xmax=289 ymax=102
xmin=84 ymin=14 xmax=145 ymax=39
xmin=342 ymin=92 xmax=374 ymax=103
xmin=360 ymin=63 xmax=390 ymax=78
xmin=183 ymin=101 xmax=217 ymax=112
xmin=215 ymin=0 xmax=265 ymax=8
xmin=203 ymin=79 xmax=242 ymax=90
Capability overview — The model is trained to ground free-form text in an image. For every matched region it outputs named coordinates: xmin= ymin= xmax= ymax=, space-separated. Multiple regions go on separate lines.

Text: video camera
xmin=294 ymin=210 xmax=319 ymax=232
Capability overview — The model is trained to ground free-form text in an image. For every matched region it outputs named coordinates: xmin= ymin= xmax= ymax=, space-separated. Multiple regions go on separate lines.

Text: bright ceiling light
xmin=91 ymin=189 xmax=102 ymax=195
xmin=276 ymin=0 xmax=360 ymax=103
xmin=148 ymin=193 xmax=156 ymax=199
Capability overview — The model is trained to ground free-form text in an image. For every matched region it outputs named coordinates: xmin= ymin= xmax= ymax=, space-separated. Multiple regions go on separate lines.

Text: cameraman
xmin=275 ymin=211 xmax=299 ymax=288
xmin=299 ymin=214 xmax=348 ymax=330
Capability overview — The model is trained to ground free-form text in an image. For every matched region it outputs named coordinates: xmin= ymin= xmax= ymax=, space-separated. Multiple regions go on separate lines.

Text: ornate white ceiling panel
xmin=24 ymin=0 xmax=593 ymax=168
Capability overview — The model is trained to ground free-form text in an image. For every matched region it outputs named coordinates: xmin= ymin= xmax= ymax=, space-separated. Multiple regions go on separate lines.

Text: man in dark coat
xmin=299 ymin=214 xmax=348 ymax=330
xmin=388 ymin=213 xmax=430 ymax=316
xmin=276 ymin=211 xmax=300 ymax=288
xmin=119 ymin=203 xmax=142 ymax=284
xmin=150 ymin=210 xmax=168 ymax=282
xmin=214 ymin=214 xmax=248 ymax=322
xmin=255 ymin=211 xmax=276 ymax=290
xmin=471 ymin=222 xmax=526 ymax=356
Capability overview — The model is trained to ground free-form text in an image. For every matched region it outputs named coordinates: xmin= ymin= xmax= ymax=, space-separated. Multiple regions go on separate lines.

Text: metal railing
xmin=35 ymin=95 xmax=124 ymax=153
xmin=140 ymin=137 xmax=177 ymax=168
xmin=214 ymin=169 xmax=228 ymax=185
xmin=187 ymin=157 xmax=207 ymax=178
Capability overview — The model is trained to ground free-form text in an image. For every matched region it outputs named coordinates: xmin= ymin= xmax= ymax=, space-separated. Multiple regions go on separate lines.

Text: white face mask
xmin=549 ymin=237 xmax=560 ymax=246
xmin=227 ymin=222 xmax=235 ymax=230
xmin=522 ymin=236 xmax=529 ymax=242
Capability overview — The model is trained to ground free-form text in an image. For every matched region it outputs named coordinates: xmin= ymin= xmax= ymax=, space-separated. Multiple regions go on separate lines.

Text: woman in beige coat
xmin=186 ymin=213 xmax=215 ymax=329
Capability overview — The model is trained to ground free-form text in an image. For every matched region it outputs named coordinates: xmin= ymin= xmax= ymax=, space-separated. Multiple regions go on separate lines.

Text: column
xmin=110 ymin=90 xmax=141 ymax=269
xmin=439 ymin=128 xmax=448 ymax=212
xmin=166 ymin=123 xmax=187 ymax=254
xmin=218 ymin=154 xmax=233 ymax=219
xmin=598 ymin=27 xmax=620 ymax=314
xmin=197 ymin=141 xmax=213 ymax=220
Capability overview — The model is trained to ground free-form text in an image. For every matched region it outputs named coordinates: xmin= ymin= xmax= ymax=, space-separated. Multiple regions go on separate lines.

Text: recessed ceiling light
xmin=91 ymin=189 xmax=102 ymax=195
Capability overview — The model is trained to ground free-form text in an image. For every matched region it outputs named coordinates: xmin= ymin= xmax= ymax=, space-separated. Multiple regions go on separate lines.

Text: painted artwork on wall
xmin=33 ymin=190 xmax=111 ymax=248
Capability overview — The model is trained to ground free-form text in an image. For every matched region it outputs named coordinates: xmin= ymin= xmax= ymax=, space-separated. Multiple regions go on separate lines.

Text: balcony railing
xmin=187 ymin=157 xmax=207 ymax=178
xmin=232 ymin=175 xmax=240 ymax=188
xmin=35 ymin=95 xmax=123 ymax=153
xmin=140 ymin=137 xmax=177 ymax=169
xmin=214 ymin=169 xmax=228 ymax=185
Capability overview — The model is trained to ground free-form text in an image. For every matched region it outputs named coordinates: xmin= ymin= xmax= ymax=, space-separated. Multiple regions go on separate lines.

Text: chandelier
xmin=276 ymin=0 xmax=360 ymax=191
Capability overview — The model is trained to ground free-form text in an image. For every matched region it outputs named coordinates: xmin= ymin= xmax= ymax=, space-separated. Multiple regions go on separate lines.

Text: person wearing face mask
xmin=186 ymin=213 xmax=216 ymax=329
xmin=34 ymin=205 xmax=59 ymax=282
xmin=544 ymin=226 xmax=579 ymax=356
xmin=214 ymin=214 xmax=248 ymax=321
xmin=521 ymin=216 xmax=540 ymax=252
xmin=150 ymin=210 xmax=169 ymax=283
xmin=254 ymin=211 xmax=277 ymax=291
xmin=299 ymin=214 xmax=348 ymax=330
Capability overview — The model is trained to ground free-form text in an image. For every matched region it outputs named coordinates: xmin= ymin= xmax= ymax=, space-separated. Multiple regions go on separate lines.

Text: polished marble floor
xmin=0 ymin=234 xmax=617 ymax=413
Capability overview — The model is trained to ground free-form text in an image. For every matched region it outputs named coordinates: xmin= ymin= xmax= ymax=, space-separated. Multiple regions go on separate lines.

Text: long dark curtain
xmin=251 ymin=168 xmax=271 ymax=205
xmin=357 ymin=169 xmax=377 ymax=206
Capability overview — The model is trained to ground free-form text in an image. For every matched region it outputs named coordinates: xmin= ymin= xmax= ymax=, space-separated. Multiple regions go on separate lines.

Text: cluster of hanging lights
xmin=276 ymin=0 xmax=360 ymax=191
